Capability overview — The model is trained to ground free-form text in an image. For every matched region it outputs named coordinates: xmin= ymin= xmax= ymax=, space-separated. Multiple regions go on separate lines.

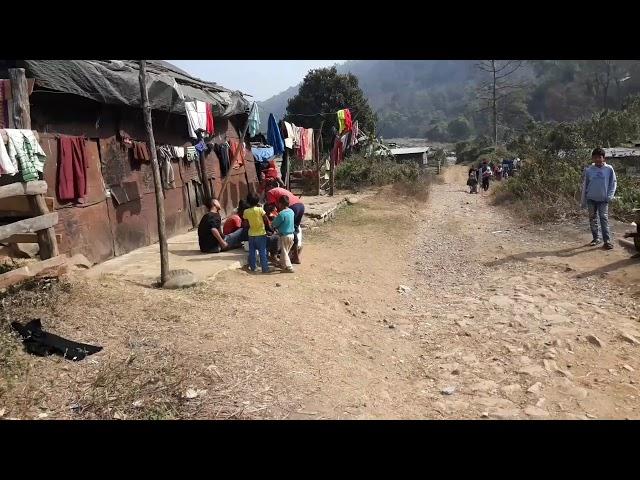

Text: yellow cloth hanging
xmin=337 ymin=109 xmax=346 ymax=134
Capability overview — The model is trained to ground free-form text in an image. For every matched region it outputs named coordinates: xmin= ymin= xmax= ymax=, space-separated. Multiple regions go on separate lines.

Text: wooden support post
xmin=8 ymin=69 xmax=59 ymax=259
xmin=139 ymin=60 xmax=169 ymax=285
xmin=8 ymin=68 xmax=31 ymax=129
xmin=28 ymin=194 xmax=59 ymax=259
xmin=329 ymin=136 xmax=336 ymax=197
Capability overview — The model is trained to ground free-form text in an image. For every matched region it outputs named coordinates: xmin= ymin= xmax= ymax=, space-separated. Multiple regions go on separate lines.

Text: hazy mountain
xmin=257 ymin=60 xmax=478 ymax=137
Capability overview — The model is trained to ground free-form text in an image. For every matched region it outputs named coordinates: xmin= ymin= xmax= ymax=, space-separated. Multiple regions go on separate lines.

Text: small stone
xmin=0 ymin=408 xmax=5 ymax=417
xmin=397 ymin=285 xmax=412 ymax=293
xmin=344 ymin=300 xmax=350 ymax=306
xmin=585 ymin=413 xmax=597 ymax=419
xmin=524 ymin=406 xmax=549 ymax=418
xmin=184 ymin=388 xmax=198 ymax=399
xmin=388 ymin=324 xmax=395 ymax=329
xmin=619 ymin=332 xmax=640 ymax=346
xmin=481 ymin=412 xmax=489 ymax=418
xmin=586 ymin=334 xmax=604 ymax=348
xmin=132 ymin=400 xmax=144 ymax=408
xmin=527 ymin=382 xmax=543 ymax=394
xmin=623 ymin=364 xmax=635 ymax=372
xmin=276 ymin=283 xmax=282 ymax=287
xmin=163 ymin=269 xmax=197 ymax=289
xmin=451 ymin=369 xmax=460 ymax=375
xmin=501 ymin=384 xmax=522 ymax=395
xmin=441 ymin=386 xmax=456 ymax=395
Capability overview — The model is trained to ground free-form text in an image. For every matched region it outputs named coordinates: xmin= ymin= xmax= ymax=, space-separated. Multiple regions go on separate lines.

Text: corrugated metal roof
xmin=390 ymin=147 xmax=430 ymax=155
xmin=604 ymin=147 xmax=640 ymax=158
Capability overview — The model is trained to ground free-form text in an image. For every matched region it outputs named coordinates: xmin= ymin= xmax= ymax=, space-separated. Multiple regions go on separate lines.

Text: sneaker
xmin=604 ymin=242 xmax=614 ymax=250
xmin=590 ymin=239 xmax=601 ymax=246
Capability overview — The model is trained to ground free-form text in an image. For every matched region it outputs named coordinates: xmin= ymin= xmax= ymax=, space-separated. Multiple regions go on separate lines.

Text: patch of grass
xmin=75 ymin=348 xmax=194 ymax=420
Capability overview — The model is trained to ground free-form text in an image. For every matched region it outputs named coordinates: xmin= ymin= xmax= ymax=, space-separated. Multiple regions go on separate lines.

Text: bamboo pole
xmin=138 ymin=60 xmax=169 ymax=285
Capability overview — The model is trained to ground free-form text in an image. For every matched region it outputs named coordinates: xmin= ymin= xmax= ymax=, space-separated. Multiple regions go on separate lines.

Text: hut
xmin=0 ymin=60 xmax=258 ymax=265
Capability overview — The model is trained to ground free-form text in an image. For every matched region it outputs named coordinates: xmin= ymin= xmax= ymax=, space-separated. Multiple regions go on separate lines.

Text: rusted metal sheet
xmin=39 ymin=134 xmax=107 ymax=207
xmin=53 ymin=201 xmax=114 ymax=264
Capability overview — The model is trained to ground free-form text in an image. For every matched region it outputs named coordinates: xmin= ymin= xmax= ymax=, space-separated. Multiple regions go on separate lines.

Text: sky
xmin=167 ymin=60 xmax=344 ymax=101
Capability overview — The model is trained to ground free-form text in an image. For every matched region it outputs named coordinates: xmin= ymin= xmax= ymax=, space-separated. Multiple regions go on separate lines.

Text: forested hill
xmin=258 ymin=60 xmax=640 ymax=142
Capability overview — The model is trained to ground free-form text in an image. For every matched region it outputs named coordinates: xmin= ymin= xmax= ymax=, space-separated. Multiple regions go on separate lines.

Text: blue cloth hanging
xmin=267 ymin=113 xmax=284 ymax=156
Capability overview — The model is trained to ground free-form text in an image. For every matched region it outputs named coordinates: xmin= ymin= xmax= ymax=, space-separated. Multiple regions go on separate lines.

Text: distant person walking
xmin=581 ymin=147 xmax=617 ymax=250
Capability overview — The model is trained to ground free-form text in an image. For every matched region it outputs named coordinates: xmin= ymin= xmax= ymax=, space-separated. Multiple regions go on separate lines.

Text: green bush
xmin=495 ymin=99 xmax=640 ymax=222
xmin=335 ymin=155 xmax=423 ymax=190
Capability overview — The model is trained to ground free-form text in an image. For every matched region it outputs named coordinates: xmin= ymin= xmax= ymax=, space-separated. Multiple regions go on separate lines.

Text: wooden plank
xmin=0 ymin=195 xmax=53 ymax=213
xmin=0 ymin=213 xmax=58 ymax=241
xmin=28 ymin=194 xmax=59 ymax=259
xmin=0 ymin=255 xmax=68 ymax=290
xmin=0 ymin=181 xmax=48 ymax=200
xmin=2 ymin=233 xmax=62 ymax=244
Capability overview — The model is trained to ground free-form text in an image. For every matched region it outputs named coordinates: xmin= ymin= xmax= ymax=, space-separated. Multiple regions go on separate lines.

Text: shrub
xmin=335 ymin=155 xmax=422 ymax=189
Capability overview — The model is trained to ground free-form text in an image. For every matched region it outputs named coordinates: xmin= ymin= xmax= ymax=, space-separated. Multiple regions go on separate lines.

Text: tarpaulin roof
xmin=23 ymin=60 xmax=251 ymax=118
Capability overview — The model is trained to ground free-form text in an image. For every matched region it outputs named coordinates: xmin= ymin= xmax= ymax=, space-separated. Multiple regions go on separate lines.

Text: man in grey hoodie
xmin=581 ymin=147 xmax=617 ymax=249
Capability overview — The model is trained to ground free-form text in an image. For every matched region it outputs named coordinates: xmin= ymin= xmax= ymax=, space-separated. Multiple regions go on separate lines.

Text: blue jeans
xmin=224 ymin=228 xmax=245 ymax=249
xmin=587 ymin=200 xmax=611 ymax=243
xmin=248 ymin=235 xmax=269 ymax=273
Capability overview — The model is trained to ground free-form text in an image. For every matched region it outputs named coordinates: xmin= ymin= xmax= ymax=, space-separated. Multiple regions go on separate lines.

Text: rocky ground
xmin=1 ymin=165 xmax=639 ymax=420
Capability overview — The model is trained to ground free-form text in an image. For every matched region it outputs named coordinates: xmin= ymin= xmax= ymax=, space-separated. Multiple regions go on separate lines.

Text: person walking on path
xmin=581 ymin=147 xmax=617 ymax=250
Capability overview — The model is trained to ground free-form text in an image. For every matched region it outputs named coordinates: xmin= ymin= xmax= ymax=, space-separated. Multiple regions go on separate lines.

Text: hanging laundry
xmin=157 ymin=146 xmax=176 ymax=189
xmin=350 ymin=121 xmax=359 ymax=147
xmin=229 ymin=139 xmax=245 ymax=168
xmin=337 ymin=109 xmax=353 ymax=135
xmin=213 ymin=142 xmax=230 ymax=177
xmin=132 ymin=141 xmax=150 ymax=162
xmin=337 ymin=109 xmax=346 ymax=134
xmin=4 ymin=129 xmax=46 ymax=182
xmin=303 ymin=128 xmax=314 ymax=161
xmin=248 ymin=102 xmax=261 ymax=138
xmin=267 ymin=113 xmax=284 ymax=156
xmin=185 ymin=100 xmax=208 ymax=139
xmin=283 ymin=121 xmax=295 ymax=149
xmin=331 ymin=135 xmax=344 ymax=167
xmin=11 ymin=319 xmax=102 ymax=361
xmin=171 ymin=146 xmax=185 ymax=159
xmin=205 ymin=103 xmax=215 ymax=135
xmin=57 ymin=135 xmax=89 ymax=203
xmin=340 ymin=133 xmax=349 ymax=151
xmin=344 ymin=109 xmax=353 ymax=133
xmin=298 ymin=128 xmax=307 ymax=160
xmin=292 ymin=125 xmax=302 ymax=148
xmin=194 ymin=139 xmax=207 ymax=153
xmin=185 ymin=145 xmax=198 ymax=162
xmin=251 ymin=146 xmax=275 ymax=163
xmin=0 ymin=133 xmax=18 ymax=175
xmin=118 ymin=129 xmax=134 ymax=149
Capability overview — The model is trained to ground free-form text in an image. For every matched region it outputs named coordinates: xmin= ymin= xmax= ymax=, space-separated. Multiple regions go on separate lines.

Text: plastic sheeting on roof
xmin=24 ymin=60 xmax=250 ymax=118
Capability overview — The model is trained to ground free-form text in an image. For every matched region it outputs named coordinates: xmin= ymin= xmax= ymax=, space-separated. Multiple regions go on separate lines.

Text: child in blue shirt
xmin=271 ymin=196 xmax=295 ymax=272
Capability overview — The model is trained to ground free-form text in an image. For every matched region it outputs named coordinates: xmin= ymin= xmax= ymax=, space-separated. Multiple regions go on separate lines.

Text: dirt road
xmin=2 ymin=165 xmax=639 ymax=419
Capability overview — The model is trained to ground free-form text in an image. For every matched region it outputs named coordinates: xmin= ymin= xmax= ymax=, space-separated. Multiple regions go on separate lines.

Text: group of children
xmin=467 ymin=160 xmax=508 ymax=193
xmin=243 ymin=193 xmax=296 ymax=273
xmin=197 ymin=179 xmax=304 ymax=274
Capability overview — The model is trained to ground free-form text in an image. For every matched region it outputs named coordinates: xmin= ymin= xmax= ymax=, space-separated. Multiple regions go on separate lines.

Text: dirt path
xmin=2 ymin=165 xmax=639 ymax=419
